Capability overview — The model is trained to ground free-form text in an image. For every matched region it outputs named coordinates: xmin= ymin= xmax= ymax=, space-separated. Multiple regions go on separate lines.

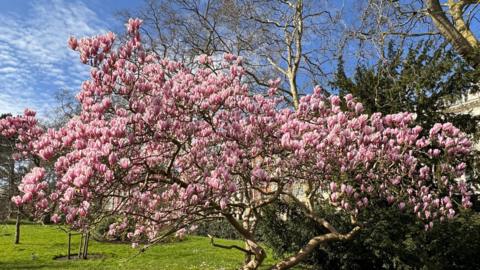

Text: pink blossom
xmin=197 ymin=54 xmax=211 ymax=65
xmin=329 ymin=182 xmax=337 ymax=192
xmin=51 ymin=214 xmax=61 ymax=223
xmin=11 ymin=196 xmax=22 ymax=206
xmin=354 ymin=103 xmax=364 ymax=114
xmin=119 ymin=158 xmax=131 ymax=169
xmin=223 ymin=53 xmax=237 ymax=62
xmin=68 ymin=36 xmax=78 ymax=50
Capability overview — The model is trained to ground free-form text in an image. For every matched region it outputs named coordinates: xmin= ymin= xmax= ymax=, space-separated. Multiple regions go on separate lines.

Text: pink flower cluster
xmin=282 ymin=88 xmax=472 ymax=229
xmin=0 ymin=109 xmax=44 ymax=160
xmin=4 ymin=18 xmax=475 ymax=237
xmin=11 ymin=167 xmax=48 ymax=212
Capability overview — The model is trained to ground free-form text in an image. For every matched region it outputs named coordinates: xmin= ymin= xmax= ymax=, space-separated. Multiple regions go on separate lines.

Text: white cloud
xmin=0 ymin=67 xmax=17 ymax=73
xmin=0 ymin=0 xmax=108 ymax=119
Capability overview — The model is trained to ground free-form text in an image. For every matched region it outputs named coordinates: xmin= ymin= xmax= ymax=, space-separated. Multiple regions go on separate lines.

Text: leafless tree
xmin=118 ymin=0 xmax=343 ymax=108
xmin=348 ymin=0 xmax=480 ymax=68
xmin=48 ymin=88 xmax=81 ymax=128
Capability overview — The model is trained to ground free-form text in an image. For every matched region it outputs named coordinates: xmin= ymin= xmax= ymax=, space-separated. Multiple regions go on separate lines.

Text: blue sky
xmin=0 ymin=0 xmax=141 ymax=118
xmin=1 ymin=1 xmax=474 ymax=119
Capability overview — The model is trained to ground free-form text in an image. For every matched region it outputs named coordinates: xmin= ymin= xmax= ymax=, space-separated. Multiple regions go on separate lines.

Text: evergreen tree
xmin=0 ymin=113 xmax=14 ymax=221
xmin=333 ymin=41 xmax=480 ymax=138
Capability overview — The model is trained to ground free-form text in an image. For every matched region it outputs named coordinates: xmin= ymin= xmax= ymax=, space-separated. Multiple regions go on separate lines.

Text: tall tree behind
xmin=333 ymin=41 xmax=480 ymax=137
xmin=118 ymin=0 xmax=343 ymax=108
xmin=0 ymin=114 xmax=14 ymax=221
xmin=333 ymin=41 xmax=480 ymax=187
xmin=350 ymin=0 xmax=480 ymax=69
xmin=0 ymin=113 xmax=27 ymax=244
xmin=48 ymin=88 xmax=81 ymax=129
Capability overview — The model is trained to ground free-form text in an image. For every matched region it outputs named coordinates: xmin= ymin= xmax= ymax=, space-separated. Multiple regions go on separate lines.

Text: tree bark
xmin=269 ymin=226 xmax=360 ymax=270
xmin=426 ymin=0 xmax=480 ymax=68
xmin=78 ymin=233 xmax=84 ymax=259
xmin=67 ymin=232 xmax=71 ymax=260
xmin=83 ymin=232 xmax=90 ymax=259
xmin=223 ymin=213 xmax=266 ymax=270
xmin=8 ymin=157 xmax=15 ymax=217
xmin=14 ymin=211 xmax=20 ymax=244
xmin=243 ymin=239 xmax=266 ymax=270
xmin=288 ymin=76 xmax=300 ymax=110
xmin=448 ymin=0 xmax=478 ymax=48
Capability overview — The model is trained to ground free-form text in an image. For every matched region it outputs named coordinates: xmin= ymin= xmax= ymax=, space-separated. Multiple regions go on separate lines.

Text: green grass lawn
xmin=0 ymin=224 xmax=278 ymax=270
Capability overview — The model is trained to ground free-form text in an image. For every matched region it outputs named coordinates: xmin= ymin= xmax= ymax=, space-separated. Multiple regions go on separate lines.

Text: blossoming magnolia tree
xmin=0 ymin=19 xmax=475 ymax=270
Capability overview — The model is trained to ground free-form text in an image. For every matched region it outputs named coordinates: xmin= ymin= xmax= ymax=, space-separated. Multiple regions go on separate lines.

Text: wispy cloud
xmin=0 ymin=0 xmax=108 ymax=118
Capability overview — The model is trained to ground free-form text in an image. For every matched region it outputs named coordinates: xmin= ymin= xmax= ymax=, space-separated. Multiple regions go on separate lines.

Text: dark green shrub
xmin=195 ymin=218 xmax=241 ymax=240
xmin=92 ymin=216 xmax=118 ymax=241
xmin=257 ymin=200 xmax=480 ymax=269
xmin=418 ymin=211 xmax=480 ymax=269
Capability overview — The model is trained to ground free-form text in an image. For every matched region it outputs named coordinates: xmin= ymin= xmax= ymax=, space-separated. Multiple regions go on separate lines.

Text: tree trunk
xmin=288 ymin=76 xmax=299 ymax=110
xmin=426 ymin=0 xmax=480 ymax=68
xmin=78 ymin=232 xmax=91 ymax=259
xmin=78 ymin=233 xmax=84 ymax=258
xmin=8 ymin=157 xmax=15 ymax=219
xmin=14 ymin=211 xmax=20 ymax=244
xmin=223 ymin=213 xmax=266 ymax=270
xmin=67 ymin=232 xmax=71 ymax=260
xmin=242 ymin=239 xmax=266 ymax=270
xmin=270 ymin=227 xmax=360 ymax=270
xmin=83 ymin=232 xmax=90 ymax=259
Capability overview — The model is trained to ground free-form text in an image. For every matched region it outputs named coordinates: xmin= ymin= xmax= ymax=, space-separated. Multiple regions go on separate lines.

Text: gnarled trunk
xmin=222 ymin=212 xmax=266 ymax=270
xmin=270 ymin=227 xmax=360 ymax=270
xmin=243 ymin=239 xmax=266 ymax=270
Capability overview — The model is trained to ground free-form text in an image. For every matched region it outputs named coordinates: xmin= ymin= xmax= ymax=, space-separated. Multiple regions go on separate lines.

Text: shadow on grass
xmin=53 ymin=253 xmax=105 ymax=261
xmin=0 ymin=263 xmax=60 ymax=270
